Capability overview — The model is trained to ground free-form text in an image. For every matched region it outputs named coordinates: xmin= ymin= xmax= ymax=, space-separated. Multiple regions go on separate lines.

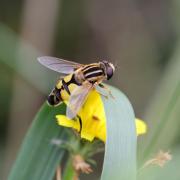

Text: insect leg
xmin=77 ymin=115 xmax=82 ymax=133
xmin=95 ymin=88 xmax=109 ymax=99
xmin=98 ymin=83 xmax=114 ymax=99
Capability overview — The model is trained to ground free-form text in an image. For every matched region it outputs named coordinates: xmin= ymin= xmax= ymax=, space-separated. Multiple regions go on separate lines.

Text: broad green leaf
xmin=8 ymin=103 xmax=67 ymax=180
xmin=101 ymin=86 xmax=136 ymax=180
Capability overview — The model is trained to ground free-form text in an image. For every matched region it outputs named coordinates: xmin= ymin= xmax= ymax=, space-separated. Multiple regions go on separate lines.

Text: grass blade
xmin=101 ymin=86 xmax=136 ymax=180
xmin=8 ymin=103 xmax=67 ymax=180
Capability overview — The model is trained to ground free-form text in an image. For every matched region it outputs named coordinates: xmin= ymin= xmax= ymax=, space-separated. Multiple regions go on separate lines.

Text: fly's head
xmin=100 ymin=61 xmax=115 ymax=80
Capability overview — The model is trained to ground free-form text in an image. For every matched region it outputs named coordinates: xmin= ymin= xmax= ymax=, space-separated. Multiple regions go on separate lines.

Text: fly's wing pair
xmin=38 ymin=56 xmax=83 ymax=74
xmin=66 ymin=82 xmax=93 ymax=119
xmin=38 ymin=56 xmax=93 ymax=119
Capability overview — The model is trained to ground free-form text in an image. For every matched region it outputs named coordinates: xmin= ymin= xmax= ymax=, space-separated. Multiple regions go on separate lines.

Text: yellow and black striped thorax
xmin=81 ymin=63 xmax=105 ymax=83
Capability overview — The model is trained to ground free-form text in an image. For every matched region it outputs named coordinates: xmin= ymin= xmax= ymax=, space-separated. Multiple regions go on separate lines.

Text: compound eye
xmin=107 ymin=66 xmax=114 ymax=80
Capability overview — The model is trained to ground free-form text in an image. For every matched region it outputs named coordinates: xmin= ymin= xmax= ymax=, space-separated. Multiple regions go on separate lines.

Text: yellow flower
xmin=56 ymin=89 xmax=147 ymax=142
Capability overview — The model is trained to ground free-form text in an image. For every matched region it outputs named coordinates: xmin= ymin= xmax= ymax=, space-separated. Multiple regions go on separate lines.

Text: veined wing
xmin=66 ymin=82 xmax=93 ymax=119
xmin=38 ymin=56 xmax=83 ymax=74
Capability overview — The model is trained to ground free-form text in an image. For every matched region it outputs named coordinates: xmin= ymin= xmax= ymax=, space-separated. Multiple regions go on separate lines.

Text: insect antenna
xmin=114 ymin=60 xmax=120 ymax=70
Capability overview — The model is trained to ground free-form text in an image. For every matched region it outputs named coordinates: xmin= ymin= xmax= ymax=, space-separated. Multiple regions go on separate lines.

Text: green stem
xmin=63 ymin=157 xmax=76 ymax=180
xmin=143 ymin=82 xmax=180 ymax=159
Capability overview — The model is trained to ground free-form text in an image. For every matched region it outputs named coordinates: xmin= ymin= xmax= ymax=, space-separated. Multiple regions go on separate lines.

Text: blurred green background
xmin=0 ymin=0 xmax=179 ymax=179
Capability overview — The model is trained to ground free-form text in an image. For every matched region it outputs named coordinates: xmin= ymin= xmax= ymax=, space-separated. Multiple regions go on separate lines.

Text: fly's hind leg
xmin=95 ymin=89 xmax=109 ymax=99
xmin=92 ymin=80 xmax=108 ymax=99
xmin=98 ymin=83 xmax=114 ymax=99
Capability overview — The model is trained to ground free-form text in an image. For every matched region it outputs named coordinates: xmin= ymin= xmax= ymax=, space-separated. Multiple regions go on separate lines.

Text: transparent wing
xmin=38 ymin=56 xmax=83 ymax=74
xmin=66 ymin=82 xmax=93 ymax=119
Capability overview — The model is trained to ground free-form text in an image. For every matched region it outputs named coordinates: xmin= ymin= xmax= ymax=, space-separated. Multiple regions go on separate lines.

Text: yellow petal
xmin=135 ymin=118 xmax=147 ymax=135
xmin=56 ymin=116 xmax=147 ymax=142
xmin=56 ymin=115 xmax=80 ymax=131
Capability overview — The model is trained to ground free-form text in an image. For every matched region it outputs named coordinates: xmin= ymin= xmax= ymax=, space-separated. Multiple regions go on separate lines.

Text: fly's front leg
xmin=98 ymin=83 xmax=114 ymax=99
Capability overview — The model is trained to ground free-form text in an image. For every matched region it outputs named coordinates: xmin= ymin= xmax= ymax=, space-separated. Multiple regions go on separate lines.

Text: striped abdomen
xmin=47 ymin=87 xmax=62 ymax=106
xmin=47 ymin=74 xmax=80 ymax=106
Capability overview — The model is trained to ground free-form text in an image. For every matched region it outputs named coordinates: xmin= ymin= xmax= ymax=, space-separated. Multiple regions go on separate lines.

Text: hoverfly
xmin=38 ymin=56 xmax=115 ymax=119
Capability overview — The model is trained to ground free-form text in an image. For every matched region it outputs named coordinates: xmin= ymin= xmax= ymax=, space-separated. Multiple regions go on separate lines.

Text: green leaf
xmin=8 ymin=103 xmax=67 ymax=180
xmin=101 ymin=86 xmax=137 ymax=180
xmin=0 ymin=23 xmax=56 ymax=93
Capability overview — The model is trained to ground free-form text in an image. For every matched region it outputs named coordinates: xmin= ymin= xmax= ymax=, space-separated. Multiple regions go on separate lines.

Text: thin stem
xmin=63 ymin=158 xmax=76 ymax=180
xmin=143 ymin=82 xmax=180 ymax=159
